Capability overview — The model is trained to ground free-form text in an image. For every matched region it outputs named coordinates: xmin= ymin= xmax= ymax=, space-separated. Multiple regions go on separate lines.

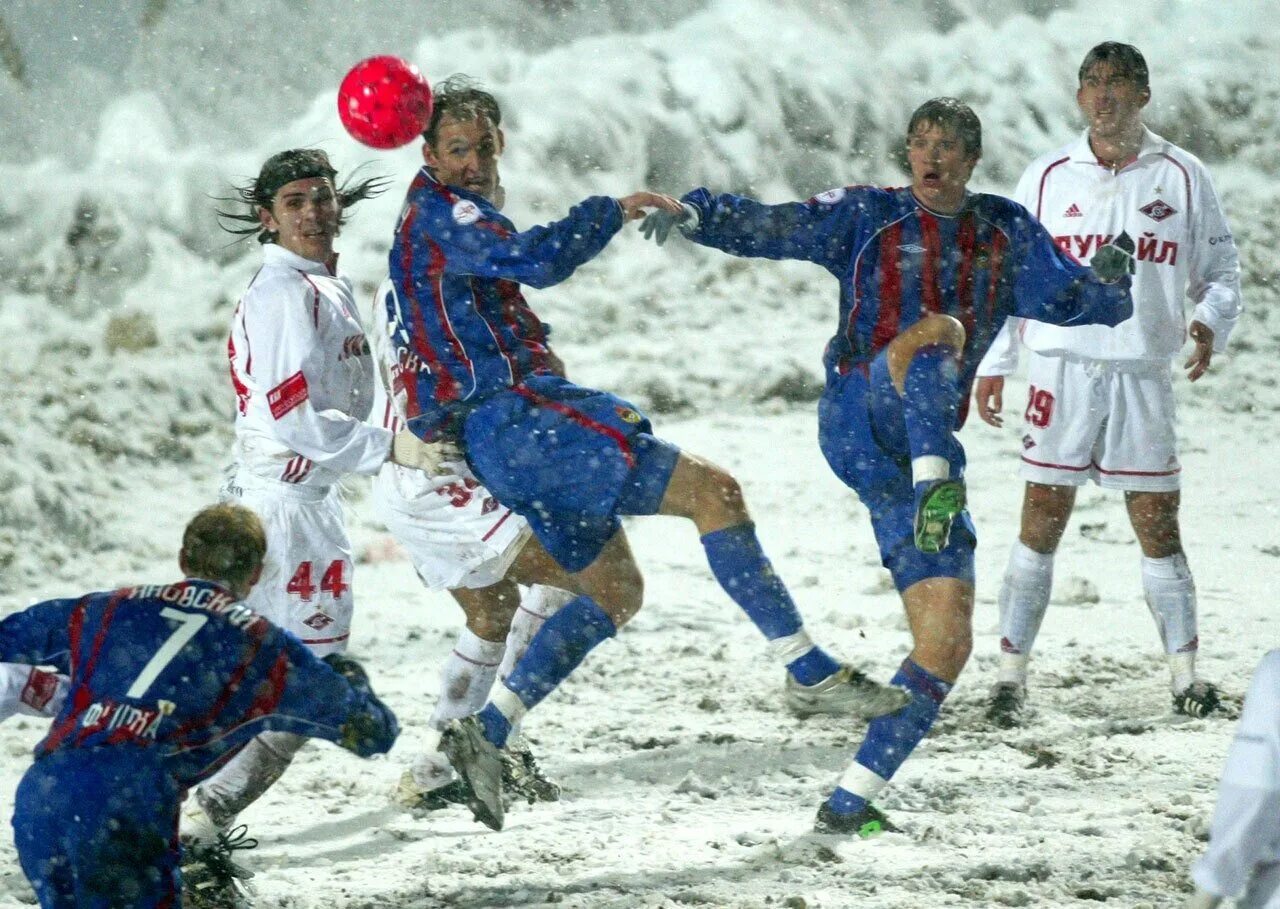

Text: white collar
xmin=262 ymin=242 xmax=336 ymax=276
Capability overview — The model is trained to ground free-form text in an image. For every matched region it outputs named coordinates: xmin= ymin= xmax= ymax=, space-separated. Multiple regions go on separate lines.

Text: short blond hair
xmin=181 ymin=504 xmax=266 ymax=591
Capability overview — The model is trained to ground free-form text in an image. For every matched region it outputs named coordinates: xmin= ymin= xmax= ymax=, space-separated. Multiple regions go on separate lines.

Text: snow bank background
xmin=1 ymin=2 xmax=1277 ymax=906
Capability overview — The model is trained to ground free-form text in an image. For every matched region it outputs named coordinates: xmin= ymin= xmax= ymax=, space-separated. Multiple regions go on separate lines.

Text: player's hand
xmin=391 ymin=429 xmax=461 ymax=475
xmin=975 ymin=375 xmax=1005 ymax=427
xmin=1091 ymin=230 xmax=1136 ymax=283
xmin=1184 ymin=320 xmax=1214 ymax=382
xmin=639 ymin=202 xmax=699 ymax=245
xmin=618 ymin=191 xmax=683 ymax=223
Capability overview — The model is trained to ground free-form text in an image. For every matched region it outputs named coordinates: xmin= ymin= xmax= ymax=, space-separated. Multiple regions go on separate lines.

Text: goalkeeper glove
xmin=639 ymin=203 xmax=699 ymax=246
xmin=1091 ymin=230 xmax=1136 ymax=283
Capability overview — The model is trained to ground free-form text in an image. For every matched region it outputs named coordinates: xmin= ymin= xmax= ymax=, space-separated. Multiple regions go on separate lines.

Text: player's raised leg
xmin=886 ymin=315 xmax=968 ymax=554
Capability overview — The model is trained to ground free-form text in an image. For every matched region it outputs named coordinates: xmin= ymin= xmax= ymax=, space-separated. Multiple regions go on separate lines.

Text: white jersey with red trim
xmin=978 ymin=127 xmax=1242 ymax=372
xmin=227 ymin=244 xmax=392 ymax=488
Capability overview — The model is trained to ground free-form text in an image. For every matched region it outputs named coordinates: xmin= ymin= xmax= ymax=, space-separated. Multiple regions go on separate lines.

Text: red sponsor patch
xmin=21 ymin=668 xmax=59 ymax=711
xmin=268 ymin=371 xmax=309 ymax=420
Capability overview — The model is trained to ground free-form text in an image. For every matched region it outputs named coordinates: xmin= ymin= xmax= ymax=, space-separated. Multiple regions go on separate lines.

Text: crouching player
xmin=0 ymin=504 xmax=398 ymax=909
xmin=643 ymin=98 xmax=1134 ymax=834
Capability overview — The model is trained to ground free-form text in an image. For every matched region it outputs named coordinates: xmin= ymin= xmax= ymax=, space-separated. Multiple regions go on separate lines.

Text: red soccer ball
xmin=337 ymin=56 xmax=433 ymax=150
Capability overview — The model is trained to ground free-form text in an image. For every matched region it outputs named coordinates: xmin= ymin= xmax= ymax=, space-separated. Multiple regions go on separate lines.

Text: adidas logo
xmin=1064 ymin=203 xmax=1083 ymax=217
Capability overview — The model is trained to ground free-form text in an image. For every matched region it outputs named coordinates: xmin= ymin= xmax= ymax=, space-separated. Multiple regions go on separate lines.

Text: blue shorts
xmin=463 ymin=375 xmax=681 ymax=572
xmin=817 ymin=355 xmax=976 ymax=592
xmin=13 ymin=748 xmax=180 ymax=909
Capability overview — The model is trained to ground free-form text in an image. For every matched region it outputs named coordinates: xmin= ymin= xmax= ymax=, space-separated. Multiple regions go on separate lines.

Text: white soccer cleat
xmin=784 ymin=665 xmax=910 ymax=719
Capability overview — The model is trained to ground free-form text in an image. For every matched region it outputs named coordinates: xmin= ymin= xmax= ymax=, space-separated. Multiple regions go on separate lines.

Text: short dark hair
xmin=906 ymin=97 xmax=982 ymax=159
xmin=1078 ymin=42 xmax=1149 ymax=89
xmin=423 ymin=74 xmax=502 ymax=146
xmin=181 ymin=504 xmax=266 ymax=594
xmin=216 ymin=148 xmax=388 ymax=244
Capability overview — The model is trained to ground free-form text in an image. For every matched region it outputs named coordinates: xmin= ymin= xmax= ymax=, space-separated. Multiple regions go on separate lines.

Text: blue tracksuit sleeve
xmin=680 ymin=187 xmax=858 ymax=274
xmin=0 ymin=598 xmax=79 ymax=674
xmin=264 ymin=635 xmax=399 ymax=756
xmin=1007 ymin=206 xmax=1134 ymax=328
xmin=415 ymin=194 xmax=625 ymax=289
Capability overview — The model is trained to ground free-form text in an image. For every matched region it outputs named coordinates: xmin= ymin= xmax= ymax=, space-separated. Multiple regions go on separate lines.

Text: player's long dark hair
xmin=216 ymin=148 xmax=389 ymax=244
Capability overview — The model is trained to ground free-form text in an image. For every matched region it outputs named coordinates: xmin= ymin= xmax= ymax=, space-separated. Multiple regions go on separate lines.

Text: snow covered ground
xmin=2 ymin=1 xmax=1279 ymax=906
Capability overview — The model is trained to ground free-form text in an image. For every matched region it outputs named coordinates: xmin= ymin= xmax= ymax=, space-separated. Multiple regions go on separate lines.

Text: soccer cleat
xmin=785 ymin=664 xmax=910 ymax=719
xmin=985 ymin=682 xmax=1027 ymax=729
xmin=813 ymin=801 xmax=900 ymax=837
xmin=440 ymin=716 xmax=506 ymax=831
xmin=1173 ymin=680 xmax=1222 ymax=718
xmin=913 ymin=479 xmax=967 ymax=554
xmin=503 ymin=738 xmax=561 ymax=803
xmin=393 ymin=769 xmax=474 ymax=812
xmin=181 ymin=824 xmax=257 ymax=909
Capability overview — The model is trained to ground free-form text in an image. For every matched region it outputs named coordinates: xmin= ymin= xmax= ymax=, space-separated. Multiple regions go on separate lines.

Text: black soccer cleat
xmin=913 ymin=479 xmax=967 ymax=554
xmin=441 ymin=716 xmax=506 ymax=831
xmin=813 ymin=802 xmax=900 ymax=838
xmin=181 ymin=824 xmax=257 ymax=909
xmin=394 ymin=770 xmax=474 ymax=812
xmin=1173 ymin=681 xmax=1222 ymax=718
xmin=503 ymin=739 xmax=561 ymax=804
xmin=985 ymin=682 xmax=1027 ymax=729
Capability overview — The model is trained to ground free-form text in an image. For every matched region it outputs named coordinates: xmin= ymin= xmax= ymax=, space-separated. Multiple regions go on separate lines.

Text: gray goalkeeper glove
xmin=1091 ymin=230 xmax=1136 ymax=283
xmin=391 ymin=429 xmax=461 ymax=476
xmin=639 ymin=202 xmax=699 ymax=246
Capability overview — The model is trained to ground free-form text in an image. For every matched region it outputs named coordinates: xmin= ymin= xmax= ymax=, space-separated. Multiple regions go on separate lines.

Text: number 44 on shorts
xmin=286 ymin=560 xmax=349 ymax=600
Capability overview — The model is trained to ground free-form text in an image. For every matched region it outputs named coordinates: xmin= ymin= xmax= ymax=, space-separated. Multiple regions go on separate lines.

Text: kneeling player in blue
xmin=384 ymin=76 xmax=909 ymax=830
xmin=0 ymin=504 xmax=398 ymax=909
xmin=643 ymin=98 xmax=1134 ymax=835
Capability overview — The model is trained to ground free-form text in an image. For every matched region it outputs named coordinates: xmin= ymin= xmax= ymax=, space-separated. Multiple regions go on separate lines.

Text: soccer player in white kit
xmin=183 ymin=150 xmax=452 ymax=856
xmin=974 ymin=43 xmax=1243 ymax=725
xmin=1185 ymin=649 xmax=1280 ymax=908
xmin=367 ymin=279 xmax=572 ymax=808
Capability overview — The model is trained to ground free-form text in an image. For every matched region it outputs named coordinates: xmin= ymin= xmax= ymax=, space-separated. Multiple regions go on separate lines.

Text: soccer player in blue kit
xmin=0 ymin=503 xmax=398 ymax=908
xmin=384 ymin=76 xmax=910 ymax=830
xmin=642 ymin=98 xmax=1135 ymax=835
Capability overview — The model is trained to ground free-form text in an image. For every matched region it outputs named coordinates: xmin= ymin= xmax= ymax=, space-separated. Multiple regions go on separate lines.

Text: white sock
xmin=428 ymin=628 xmax=505 ymax=729
xmin=837 ymin=762 xmax=890 ymax=802
xmin=1141 ymin=553 xmax=1198 ymax=692
xmin=498 ymin=586 xmax=572 ymax=682
xmin=410 ymin=727 xmax=456 ymax=791
xmin=911 ymin=455 xmax=950 ymax=486
xmin=997 ymin=541 xmax=1055 ymax=685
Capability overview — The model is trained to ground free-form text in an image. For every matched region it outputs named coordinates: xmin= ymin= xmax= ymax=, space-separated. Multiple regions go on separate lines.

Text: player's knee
xmin=596 ymin=572 xmax=644 ymax=626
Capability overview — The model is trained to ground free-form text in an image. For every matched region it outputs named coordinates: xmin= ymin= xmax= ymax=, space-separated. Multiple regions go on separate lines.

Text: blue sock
xmin=902 ymin=344 xmax=960 ymax=464
xmin=702 ymin=523 xmax=840 ymax=684
xmin=479 ymin=595 xmax=616 ymax=748
xmin=829 ymin=659 xmax=952 ymax=815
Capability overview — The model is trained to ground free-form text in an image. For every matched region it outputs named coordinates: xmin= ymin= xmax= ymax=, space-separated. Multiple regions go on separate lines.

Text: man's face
xmin=1077 ymin=62 xmax=1149 ymax=141
xmin=424 ymin=114 xmax=504 ymax=201
xmin=258 ymin=177 xmax=340 ymax=264
xmin=906 ymin=122 xmax=978 ymax=213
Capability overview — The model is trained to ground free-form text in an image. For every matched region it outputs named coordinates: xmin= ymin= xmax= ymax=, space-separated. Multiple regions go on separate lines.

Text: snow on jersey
xmin=386 ymin=168 xmax=623 ymax=441
xmin=979 ymin=127 xmax=1242 ymax=373
xmin=228 ymin=244 xmax=392 ymax=487
xmin=680 ymin=184 xmax=1132 ymax=421
xmin=0 ymin=579 xmax=398 ymax=787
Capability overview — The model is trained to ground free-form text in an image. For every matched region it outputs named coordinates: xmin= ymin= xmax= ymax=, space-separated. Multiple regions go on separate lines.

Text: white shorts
xmin=1018 ymin=351 xmax=1181 ymax=493
xmin=221 ymin=468 xmax=353 ymax=656
xmin=372 ymin=461 xmax=530 ymax=591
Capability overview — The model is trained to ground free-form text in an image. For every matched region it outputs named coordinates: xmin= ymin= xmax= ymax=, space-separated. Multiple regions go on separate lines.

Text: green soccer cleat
xmin=913 ymin=479 xmax=967 ymax=554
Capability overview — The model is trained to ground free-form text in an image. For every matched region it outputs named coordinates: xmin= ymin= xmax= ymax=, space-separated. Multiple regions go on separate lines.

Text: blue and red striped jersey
xmin=682 ymin=185 xmax=1132 ymax=404
xmin=0 ymin=579 xmax=397 ymax=786
xmin=386 ymin=168 xmax=624 ymax=440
